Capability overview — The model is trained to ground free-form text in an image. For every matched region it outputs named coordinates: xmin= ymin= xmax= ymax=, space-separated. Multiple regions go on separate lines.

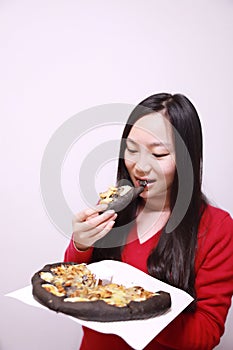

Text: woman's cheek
xmin=160 ymin=159 xmax=176 ymax=181
xmin=124 ymin=159 xmax=133 ymax=173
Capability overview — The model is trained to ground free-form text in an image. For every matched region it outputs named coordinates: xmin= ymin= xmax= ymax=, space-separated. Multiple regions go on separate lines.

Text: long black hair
xmin=91 ymin=93 xmax=207 ymax=308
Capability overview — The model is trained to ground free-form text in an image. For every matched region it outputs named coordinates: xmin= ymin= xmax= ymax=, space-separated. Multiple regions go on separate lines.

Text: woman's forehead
xmin=128 ymin=113 xmax=174 ymax=146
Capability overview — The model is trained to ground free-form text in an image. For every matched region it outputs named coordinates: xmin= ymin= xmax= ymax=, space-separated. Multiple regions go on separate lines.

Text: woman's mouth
xmin=136 ymin=178 xmax=156 ymax=188
xmin=138 ymin=180 xmax=148 ymax=187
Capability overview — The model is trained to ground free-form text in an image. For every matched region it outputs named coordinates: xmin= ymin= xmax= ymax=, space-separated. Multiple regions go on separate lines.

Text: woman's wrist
xmin=72 ymin=236 xmax=90 ymax=252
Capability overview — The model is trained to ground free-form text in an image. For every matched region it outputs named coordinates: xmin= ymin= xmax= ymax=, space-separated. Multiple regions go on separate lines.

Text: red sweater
xmin=64 ymin=205 xmax=233 ymax=350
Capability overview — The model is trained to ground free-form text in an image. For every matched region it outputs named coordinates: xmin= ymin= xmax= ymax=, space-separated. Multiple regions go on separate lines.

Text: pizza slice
xmin=98 ymin=180 xmax=147 ymax=213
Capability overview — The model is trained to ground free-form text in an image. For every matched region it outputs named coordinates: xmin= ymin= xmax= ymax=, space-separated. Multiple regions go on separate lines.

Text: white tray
xmin=6 ymin=260 xmax=193 ymax=350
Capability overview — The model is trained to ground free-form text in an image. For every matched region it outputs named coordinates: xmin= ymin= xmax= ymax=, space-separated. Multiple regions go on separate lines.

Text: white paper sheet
xmin=6 ymin=260 xmax=193 ymax=350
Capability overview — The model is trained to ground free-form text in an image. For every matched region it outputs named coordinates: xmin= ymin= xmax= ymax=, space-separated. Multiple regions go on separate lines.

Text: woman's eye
xmin=152 ymin=153 xmax=169 ymax=158
xmin=126 ymin=147 xmax=138 ymax=154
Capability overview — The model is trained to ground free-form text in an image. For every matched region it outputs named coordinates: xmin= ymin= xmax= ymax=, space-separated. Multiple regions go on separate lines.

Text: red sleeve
xmin=64 ymin=234 xmax=93 ymax=264
xmin=155 ymin=211 xmax=233 ymax=350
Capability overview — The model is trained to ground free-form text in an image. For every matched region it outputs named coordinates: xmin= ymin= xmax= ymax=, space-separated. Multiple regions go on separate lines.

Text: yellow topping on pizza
xmin=99 ymin=185 xmax=132 ymax=204
xmin=42 ymin=284 xmax=66 ymax=297
xmin=40 ymin=263 xmax=157 ymax=307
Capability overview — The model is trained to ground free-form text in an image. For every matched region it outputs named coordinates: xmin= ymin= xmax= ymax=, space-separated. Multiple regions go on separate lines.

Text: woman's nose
xmin=134 ymin=154 xmax=151 ymax=175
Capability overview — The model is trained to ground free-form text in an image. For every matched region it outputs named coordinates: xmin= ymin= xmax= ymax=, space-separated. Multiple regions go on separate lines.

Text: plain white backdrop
xmin=1 ymin=0 xmax=233 ymax=349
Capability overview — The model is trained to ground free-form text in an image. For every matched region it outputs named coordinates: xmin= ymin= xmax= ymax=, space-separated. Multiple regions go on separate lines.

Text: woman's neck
xmin=136 ymin=203 xmax=170 ymax=243
xmin=140 ymin=195 xmax=170 ymax=213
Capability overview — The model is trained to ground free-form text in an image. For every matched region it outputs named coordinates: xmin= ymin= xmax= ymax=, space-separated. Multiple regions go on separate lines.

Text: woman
xmin=64 ymin=93 xmax=233 ymax=350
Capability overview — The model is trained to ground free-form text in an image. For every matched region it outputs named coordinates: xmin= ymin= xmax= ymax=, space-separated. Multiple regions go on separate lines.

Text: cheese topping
xmin=99 ymin=185 xmax=131 ymax=204
xmin=40 ymin=263 xmax=157 ymax=307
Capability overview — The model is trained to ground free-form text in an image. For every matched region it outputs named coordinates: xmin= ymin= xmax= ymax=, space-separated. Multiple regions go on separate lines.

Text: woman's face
xmin=124 ymin=113 xmax=176 ymax=208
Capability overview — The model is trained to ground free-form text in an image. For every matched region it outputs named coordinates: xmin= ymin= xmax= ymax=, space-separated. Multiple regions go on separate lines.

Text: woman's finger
xmin=73 ymin=204 xmax=108 ymax=223
xmin=79 ymin=219 xmax=116 ymax=247
xmin=92 ymin=220 xmax=116 ymax=242
xmin=87 ymin=214 xmax=117 ymax=238
xmin=82 ymin=210 xmax=116 ymax=231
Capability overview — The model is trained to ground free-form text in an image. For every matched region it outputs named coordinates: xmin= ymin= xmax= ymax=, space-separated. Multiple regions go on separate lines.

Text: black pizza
xmin=31 ymin=262 xmax=171 ymax=322
xmin=98 ymin=181 xmax=147 ymax=213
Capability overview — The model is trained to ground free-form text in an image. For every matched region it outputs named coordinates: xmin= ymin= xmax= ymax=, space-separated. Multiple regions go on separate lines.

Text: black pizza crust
xmin=31 ymin=262 xmax=171 ymax=322
xmin=103 ymin=186 xmax=145 ymax=213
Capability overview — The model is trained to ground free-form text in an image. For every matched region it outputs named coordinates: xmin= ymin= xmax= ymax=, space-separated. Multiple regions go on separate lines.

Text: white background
xmin=1 ymin=0 xmax=233 ymax=349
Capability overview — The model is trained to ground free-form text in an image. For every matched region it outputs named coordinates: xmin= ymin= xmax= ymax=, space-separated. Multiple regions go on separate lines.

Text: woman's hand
xmin=72 ymin=204 xmax=117 ymax=251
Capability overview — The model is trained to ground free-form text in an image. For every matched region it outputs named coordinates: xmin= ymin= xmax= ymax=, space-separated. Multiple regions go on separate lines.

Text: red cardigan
xmin=64 ymin=205 xmax=233 ymax=350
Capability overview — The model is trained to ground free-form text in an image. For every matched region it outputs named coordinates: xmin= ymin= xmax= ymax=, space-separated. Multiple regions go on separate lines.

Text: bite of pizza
xmin=98 ymin=181 xmax=147 ymax=213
